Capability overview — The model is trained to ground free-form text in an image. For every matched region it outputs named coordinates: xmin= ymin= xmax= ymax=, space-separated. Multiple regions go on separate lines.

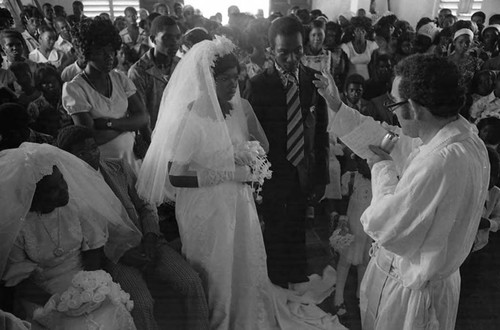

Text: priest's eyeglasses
xmin=384 ymin=98 xmax=409 ymax=112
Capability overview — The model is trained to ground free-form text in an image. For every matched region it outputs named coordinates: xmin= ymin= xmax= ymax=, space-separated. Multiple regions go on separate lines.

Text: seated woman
xmin=62 ymin=19 xmax=149 ymax=173
xmin=0 ymin=143 xmax=142 ymax=329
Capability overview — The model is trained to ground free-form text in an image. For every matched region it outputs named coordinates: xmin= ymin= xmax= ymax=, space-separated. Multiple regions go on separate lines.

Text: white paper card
xmin=339 ymin=120 xmax=388 ymax=159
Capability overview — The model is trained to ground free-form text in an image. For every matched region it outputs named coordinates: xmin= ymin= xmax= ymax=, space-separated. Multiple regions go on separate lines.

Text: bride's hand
xmin=313 ymin=70 xmax=342 ymax=112
xmin=234 ymin=151 xmax=254 ymax=166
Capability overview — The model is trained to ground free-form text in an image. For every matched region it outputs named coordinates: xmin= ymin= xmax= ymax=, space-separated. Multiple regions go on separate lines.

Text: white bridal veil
xmin=0 ymin=143 xmax=142 ymax=277
xmin=137 ymin=36 xmax=267 ymax=204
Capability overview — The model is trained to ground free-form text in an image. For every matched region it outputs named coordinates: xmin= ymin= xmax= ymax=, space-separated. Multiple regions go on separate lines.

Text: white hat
xmin=417 ymin=22 xmax=441 ymax=42
xmin=453 ymin=28 xmax=474 ymax=41
xmin=482 ymin=24 xmax=500 ymax=36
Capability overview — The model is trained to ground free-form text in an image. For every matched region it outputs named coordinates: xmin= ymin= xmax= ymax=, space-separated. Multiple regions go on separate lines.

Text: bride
xmin=137 ymin=37 xmax=347 ymax=330
xmin=0 ymin=143 xmax=141 ymax=330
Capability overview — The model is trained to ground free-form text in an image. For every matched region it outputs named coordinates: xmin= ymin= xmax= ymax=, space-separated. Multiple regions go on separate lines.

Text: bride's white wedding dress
xmin=3 ymin=202 xmax=136 ymax=330
xmin=173 ymin=102 xmax=347 ymax=330
xmin=0 ymin=144 xmax=142 ymax=330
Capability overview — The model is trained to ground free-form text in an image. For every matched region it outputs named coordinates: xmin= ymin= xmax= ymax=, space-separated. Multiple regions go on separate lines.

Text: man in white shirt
xmin=53 ymin=16 xmax=74 ymax=56
xmin=314 ymin=54 xmax=489 ymax=329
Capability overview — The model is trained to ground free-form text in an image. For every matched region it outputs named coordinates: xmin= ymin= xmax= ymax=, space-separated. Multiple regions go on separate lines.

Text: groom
xmin=244 ymin=16 xmax=329 ymax=287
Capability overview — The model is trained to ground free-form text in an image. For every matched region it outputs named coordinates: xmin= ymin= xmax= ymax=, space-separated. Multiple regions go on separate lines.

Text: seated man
xmin=56 ymin=125 xmax=209 ymax=330
xmin=53 ymin=16 xmax=75 ymax=56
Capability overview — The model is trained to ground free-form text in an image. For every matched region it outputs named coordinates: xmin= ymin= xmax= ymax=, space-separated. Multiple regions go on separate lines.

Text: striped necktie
xmin=286 ymin=76 xmax=304 ymax=167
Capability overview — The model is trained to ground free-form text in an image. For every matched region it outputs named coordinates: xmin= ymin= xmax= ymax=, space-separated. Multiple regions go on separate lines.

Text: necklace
xmin=40 ymin=209 xmax=64 ymax=257
xmin=83 ymin=71 xmax=111 ymax=98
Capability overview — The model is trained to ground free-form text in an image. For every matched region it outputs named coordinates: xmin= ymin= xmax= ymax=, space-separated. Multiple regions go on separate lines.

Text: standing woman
xmin=448 ymin=26 xmax=483 ymax=94
xmin=62 ymin=19 xmax=149 ymax=173
xmin=341 ymin=17 xmax=378 ymax=80
xmin=120 ymin=7 xmax=149 ymax=58
xmin=302 ymin=20 xmax=337 ymax=80
xmin=324 ymin=21 xmax=348 ymax=88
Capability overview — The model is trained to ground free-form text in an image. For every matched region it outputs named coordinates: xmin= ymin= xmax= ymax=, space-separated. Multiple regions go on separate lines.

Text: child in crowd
xmin=477 ymin=116 xmax=500 ymax=153
xmin=471 ymin=70 xmax=498 ymax=103
xmin=114 ymin=44 xmax=135 ymax=75
xmin=333 ymin=154 xmax=373 ymax=317
xmin=434 ymin=27 xmax=453 ymax=57
xmin=322 ymin=134 xmax=344 ymax=219
xmin=9 ymin=61 xmax=42 ymax=106
xmin=470 ymin=72 xmax=500 ymax=121
xmin=0 ymin=56 xmax=16 ymax=91
xmin=28 ymin=64 xmax=72 ymax=137
xmin=393 ymin=31 xmax=414 ymax=63
xmin=28 ymin=26 xmax=71 ymax=71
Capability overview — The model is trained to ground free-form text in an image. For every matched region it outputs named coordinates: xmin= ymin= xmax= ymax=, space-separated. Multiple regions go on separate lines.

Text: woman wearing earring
xmin=62 ymin=19 xmax=149 ymax=173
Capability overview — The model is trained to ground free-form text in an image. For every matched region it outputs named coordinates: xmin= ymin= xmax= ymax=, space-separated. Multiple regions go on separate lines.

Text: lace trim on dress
xmin=197 ymin=169 xmax=234 ymax=187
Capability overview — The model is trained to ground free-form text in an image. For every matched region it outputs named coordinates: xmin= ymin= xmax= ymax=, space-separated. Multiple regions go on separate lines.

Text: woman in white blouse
xmin=341 ymin=17 xmax=378 ymax=80
xmin=62 ymin=19 xmax=149 ymax=172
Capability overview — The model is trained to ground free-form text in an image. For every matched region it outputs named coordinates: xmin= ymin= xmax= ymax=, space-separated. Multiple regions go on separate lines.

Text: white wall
xmin=26 ymin=0 xmax=500 ymax=25
xmin=312 ymin=0 xmax=500 ymax=27
xmin=483 ymin=0 xmax=500 ymax=21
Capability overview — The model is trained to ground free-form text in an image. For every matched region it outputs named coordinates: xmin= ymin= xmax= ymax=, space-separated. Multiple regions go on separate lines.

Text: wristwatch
xmin=106 ymin=119 xmax=113 ymax=128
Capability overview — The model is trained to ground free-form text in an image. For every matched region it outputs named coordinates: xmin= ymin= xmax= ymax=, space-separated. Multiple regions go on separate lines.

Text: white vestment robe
xmin=328 ymin=104 xmax=489 ymax=330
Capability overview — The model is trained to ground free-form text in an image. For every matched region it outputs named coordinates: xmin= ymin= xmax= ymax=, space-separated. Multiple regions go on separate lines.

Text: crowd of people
xmin=0 ymin=1 xmax=499 ymax=330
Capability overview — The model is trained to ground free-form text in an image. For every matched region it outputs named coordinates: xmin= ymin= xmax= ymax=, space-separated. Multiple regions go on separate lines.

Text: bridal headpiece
xmin=207 ymin=35 xmax=237 ymax=72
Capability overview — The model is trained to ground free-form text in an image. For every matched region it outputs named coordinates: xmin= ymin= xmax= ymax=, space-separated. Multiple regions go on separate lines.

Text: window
xmin=186 ymin=0 xmax=269 ymax=24
xmin=438 ymin=0 xmax=483 ymax=20
xmin=83 ymin=0 xmax=139 ymax=19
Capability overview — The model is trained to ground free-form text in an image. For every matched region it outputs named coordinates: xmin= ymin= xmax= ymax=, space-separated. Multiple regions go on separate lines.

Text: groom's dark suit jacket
xmin=244 ymin=64 xmax=329 ymax=192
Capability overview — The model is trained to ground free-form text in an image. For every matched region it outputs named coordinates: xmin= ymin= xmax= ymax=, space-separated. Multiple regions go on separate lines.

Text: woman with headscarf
xmin=448 ymin=24 xmax=484 ymax=94
xmin=0 ymin=143 xmax=142 ymax=329
xmin=137 ymin=36 xmax=347 ymax=330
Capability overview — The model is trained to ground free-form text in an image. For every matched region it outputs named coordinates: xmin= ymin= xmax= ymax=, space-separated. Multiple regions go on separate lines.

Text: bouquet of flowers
xmin=234 ymin=141 xmax=272 ymax=202
xmin=329 ymin=215 xmax=355 ymax=252
xmin=34 ymin=270 xmax=134 ymax=321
